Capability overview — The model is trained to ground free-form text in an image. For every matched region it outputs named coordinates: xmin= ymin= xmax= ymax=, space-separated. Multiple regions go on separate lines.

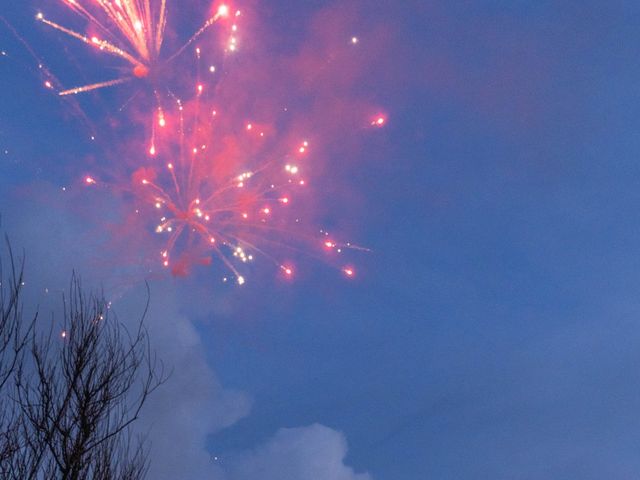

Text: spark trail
xmin=36 ymin=1 xmax=233 ymax=96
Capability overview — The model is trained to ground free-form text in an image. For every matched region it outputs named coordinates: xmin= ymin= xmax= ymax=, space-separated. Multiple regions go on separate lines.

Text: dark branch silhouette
xmin=0 ymin=237 xmax=36 ymax=470
xmin=0 ymin=238 xmax=166 ymax=480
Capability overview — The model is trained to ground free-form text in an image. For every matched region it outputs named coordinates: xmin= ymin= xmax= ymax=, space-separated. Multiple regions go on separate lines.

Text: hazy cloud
xmin=223 ymin=424 xmax=371 ymax=480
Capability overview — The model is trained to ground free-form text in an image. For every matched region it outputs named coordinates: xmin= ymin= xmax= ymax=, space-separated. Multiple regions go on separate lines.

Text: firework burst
xmin=85 ymin=91 xmax=364 ymax=285
xmin=36 ymin=0 xmax=243 ymax=161
xmin=36 ymin=0 xmax=234 ymax=96
xmin=139 ymin=103 xmax=307 ymax=283
xmin=57 ymin=2 xmax=382 ymax=286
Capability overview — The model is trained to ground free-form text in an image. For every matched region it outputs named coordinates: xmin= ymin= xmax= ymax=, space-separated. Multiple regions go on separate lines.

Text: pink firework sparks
xmin=117 ymin=93 xmax=362 ymax=284
xmin=142 ymin=112 xmax=302 ymax=281
xmin=68 ymin=3 xmax=385 ymax=286
xmin=36 ymin=1 xmax=244 ymax=163
xmin=36 ymin=1 xmax=235 ymax=96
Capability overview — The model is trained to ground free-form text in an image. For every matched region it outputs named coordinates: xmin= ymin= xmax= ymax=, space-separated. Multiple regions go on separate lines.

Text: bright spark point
xmin=282 ymin=266 xmax=293 ymax=276
xmin=372 ymin=115 xmax=386 ymax=127
xmin=351 ymin=36 xmax=359 ymax=44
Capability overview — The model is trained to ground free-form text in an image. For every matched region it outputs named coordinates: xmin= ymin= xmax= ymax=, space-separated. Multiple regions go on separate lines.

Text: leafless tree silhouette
xmin=0 ymin=238 xmax=166 ymax=480
xmin=0 ymin=238 xmax=36 ymax=470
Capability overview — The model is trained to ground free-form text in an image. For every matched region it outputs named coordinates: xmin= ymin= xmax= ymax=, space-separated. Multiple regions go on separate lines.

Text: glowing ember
xmin=372 ymin=116 xmax=386 ymax=127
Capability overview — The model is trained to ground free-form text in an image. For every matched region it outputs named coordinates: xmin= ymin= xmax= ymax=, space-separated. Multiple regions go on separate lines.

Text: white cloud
xmin=223 ymin=424 xmax=372 ymax=480
xmin=115 ymin=281 xmax=251 ymax=480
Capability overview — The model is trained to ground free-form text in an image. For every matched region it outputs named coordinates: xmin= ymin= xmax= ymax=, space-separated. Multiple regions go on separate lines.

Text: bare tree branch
xmin=0 ymin=237 xmax=165 ymax=480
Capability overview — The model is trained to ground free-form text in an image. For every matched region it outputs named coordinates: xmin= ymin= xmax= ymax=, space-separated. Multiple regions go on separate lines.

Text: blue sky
xmin=2 ymin=1 xmax=640 ymax=479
